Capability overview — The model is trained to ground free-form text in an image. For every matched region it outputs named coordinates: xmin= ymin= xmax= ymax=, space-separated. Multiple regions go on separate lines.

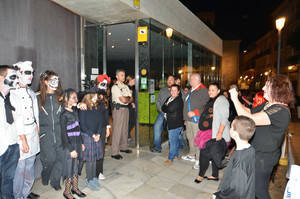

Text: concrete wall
xmin=0 ymin=0 xmax=81 ymax=90
xmin=221 ymin=40 xmax=241 ymax=89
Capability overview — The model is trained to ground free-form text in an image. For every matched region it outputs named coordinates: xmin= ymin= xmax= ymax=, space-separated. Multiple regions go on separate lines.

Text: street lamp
xmin=275 ymin=17 xmax=286 ymax=74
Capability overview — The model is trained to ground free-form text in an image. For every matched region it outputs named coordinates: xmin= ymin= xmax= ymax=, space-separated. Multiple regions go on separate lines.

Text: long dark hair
xmin=37 ymin=70 xmax=63 ymax=108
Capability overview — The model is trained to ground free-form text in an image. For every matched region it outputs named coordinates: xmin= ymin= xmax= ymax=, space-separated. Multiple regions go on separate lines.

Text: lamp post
xmin=275 ymin=17 xmax=286 ymax=74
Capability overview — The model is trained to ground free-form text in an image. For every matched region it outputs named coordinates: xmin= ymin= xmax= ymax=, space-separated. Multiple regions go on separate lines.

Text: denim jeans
xmin=0 ymin=144 xmax=20 ymax=199
xmin=168 ymin=127 xmax=183 ymax=161
xmin=13 ymin=155 xmax=36 ymax=199
xmin=153 ymin=112 xmax=165 ymax=151
xmin=178 ymin=129 xmax=186 ymax=149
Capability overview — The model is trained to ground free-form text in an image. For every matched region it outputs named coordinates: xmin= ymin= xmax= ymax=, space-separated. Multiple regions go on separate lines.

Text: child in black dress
xmin=60 ymin=89 xmax=86 ymax=199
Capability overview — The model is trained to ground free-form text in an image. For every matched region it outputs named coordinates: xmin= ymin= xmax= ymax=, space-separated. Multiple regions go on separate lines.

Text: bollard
xmin=279 ymin=133 xmax=288 ymax=166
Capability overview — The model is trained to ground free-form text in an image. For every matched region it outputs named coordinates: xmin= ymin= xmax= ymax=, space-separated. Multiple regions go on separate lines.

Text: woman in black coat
xmin=161 ymin=84 xmax=184 ymax=164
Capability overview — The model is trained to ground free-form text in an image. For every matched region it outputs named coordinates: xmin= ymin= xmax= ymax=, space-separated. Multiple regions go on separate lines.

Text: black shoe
xmin=194 ymin=178 xmax=203 ymax=184
xmin=63 ymin=193 xmax=75 ymax=199
xmin=111 ymin=154 xmax=123 ymax=160
xmin=120 ymin=149 xmax=132 ymax=153
xmin=51 ymin=184 xmax=62 ymax=191
xmin=71 ymin=189 xmax=86 ymax=198
xmin=204 ymin=176 xmax=219 ymax=181
xmin=41 ymin=178 xmax=49 ymax=186
xmin=150 ymin=147 xmax=161 ymax=153
xmin=27 ymin=192 xmax=40 ymax=199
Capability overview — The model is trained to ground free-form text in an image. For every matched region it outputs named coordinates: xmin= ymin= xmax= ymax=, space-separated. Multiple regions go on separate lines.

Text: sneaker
xmin=85 ymin=179 xmax=99 ymax=191
xmin=193 ymin=160 xmax=199 ymax=170
xmin=181 ymin=155 xmax=196 ymax=162
xmin=164 ymin=159 xmax=173 ymax=165
xmin=98 ymin=173 xmax=106 ymax=180
xmin=173 ymin=157 xmax=179 ymax=161
xmin=92 ymin=178 xmax=101 ymax=188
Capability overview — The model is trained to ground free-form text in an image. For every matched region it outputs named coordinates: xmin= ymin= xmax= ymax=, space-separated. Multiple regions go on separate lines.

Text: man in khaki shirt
xmin=111 ymin=69 xmax=133 ymax=160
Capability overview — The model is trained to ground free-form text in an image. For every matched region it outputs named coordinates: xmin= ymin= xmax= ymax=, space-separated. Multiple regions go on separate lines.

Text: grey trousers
xmin=186 ymin=121 xmax=200 ymax=160
xmin=111 ymin=107 xmax=129 ymax=156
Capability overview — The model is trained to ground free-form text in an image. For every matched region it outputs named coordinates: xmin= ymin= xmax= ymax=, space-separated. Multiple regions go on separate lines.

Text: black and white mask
xmin=97 ymin=79 xmax=108 ymax=90
xmin=48 ymin=76 xmax=59 ymax=91
xmin=3 ymin=69 xmax=18 ymax=90
xmin=14 ymin=61 xmax=34 ymax=85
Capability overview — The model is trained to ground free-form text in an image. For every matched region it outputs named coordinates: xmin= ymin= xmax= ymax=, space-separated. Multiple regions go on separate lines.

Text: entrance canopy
xmin=51 ymin=0 xmax=222 ymax=56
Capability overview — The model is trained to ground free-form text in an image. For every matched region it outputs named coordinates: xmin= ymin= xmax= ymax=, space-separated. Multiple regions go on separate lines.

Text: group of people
xmin=152 ymin=73 xmax=294 ymax=199
xmin=0 ymin=63 xmax=138 ymax=199
xmin=0 ymin=61 xmax=295 ymax=199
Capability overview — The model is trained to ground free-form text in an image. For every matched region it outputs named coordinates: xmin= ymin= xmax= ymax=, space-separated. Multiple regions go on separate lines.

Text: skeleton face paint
xmin=14 ymin=61 xmax=34 ymax=85
xmin=97 ymin=79 xmax=108 ymax=90
xmin=48 ymin=76 xmax=59 ymax=91
xmin=3 ymin=69 xmax=18 ymax=90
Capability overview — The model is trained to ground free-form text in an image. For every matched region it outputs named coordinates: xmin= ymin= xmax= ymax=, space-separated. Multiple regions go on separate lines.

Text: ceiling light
xmin=127 ymin=38 xmax=131 ymax=41
xmin=112 ymin=45 xmax=115 ymax=48
xmin=108 ymin=32 xmax=112 ymax=36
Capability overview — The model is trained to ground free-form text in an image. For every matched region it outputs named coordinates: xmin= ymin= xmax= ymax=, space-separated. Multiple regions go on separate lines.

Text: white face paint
xmin=3 ymin=69 xmax=18 ymax=90
xmin=14 ymin=61 xmax=34 ymax=85
xmin=97 ymin=79 xmax=108 ymax=90
xmin=48 ymin=76 xmax=59 ymax=91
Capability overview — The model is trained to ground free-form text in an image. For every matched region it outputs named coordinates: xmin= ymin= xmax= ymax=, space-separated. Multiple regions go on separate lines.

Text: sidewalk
xmin=32 ymin=144 xmax=222 ymax=199
xmin=31 ymin=118 xmax=300 ymax=199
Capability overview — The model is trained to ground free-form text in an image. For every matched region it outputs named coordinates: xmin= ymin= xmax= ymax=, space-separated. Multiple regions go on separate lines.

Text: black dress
xmin=60 ymin=107 xmax=83 ymax=178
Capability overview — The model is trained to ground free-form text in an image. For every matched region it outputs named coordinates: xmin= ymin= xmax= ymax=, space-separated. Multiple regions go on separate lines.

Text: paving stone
xmin=146 ymin=176 xmax=177 ymax=191
xmin=169 ymin=183 xmax=200 ymax=199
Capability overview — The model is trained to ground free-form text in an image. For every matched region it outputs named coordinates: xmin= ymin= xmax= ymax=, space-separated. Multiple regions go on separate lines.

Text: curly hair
xmin=267 ymin=74 xmax=295 ymax=106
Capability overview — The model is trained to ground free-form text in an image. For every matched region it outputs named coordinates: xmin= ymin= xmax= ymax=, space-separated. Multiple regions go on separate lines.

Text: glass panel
xmin=84 ymin=21 xmax=103 ymax=86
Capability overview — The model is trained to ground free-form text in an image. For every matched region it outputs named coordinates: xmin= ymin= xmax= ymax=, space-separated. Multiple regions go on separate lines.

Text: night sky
xmin=179 ymin=0 xmax=283 ymax=50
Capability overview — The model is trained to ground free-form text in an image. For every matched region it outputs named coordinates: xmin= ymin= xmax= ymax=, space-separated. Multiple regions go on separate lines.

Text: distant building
xmin=239 ymin=0 xmax=300 ymax=94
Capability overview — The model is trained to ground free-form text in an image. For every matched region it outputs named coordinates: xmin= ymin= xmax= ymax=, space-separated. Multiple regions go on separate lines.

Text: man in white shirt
xmin=0 ymin=65 xmax=19 ymax=199
xmin=11 ymin=61 xmax=40 ymax=199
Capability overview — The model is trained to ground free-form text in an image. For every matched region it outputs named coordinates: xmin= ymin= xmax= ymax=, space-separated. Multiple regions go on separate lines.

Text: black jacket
xmin=161 ymin=96 xmax=184 ymax=130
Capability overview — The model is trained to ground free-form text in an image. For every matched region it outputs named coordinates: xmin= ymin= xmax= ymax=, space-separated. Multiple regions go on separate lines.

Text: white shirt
xmin=0 ymin=94 xmax=18 ymax=156
xmin=10 ymin=87 xmax=40 ymax=159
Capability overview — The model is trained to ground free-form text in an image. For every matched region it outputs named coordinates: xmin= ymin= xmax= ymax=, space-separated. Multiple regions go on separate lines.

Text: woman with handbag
xmin=194 ymin=82 xmax=230 ymax=183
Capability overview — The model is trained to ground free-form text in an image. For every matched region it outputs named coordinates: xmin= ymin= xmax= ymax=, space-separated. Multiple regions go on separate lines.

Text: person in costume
xmin=37 ymin=70 xmax=64 ymax=191
xmin=11 ymin=61 xmax=40 ymax=199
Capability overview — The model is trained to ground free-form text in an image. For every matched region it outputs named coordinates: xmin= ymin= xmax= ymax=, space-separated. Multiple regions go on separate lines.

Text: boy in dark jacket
xmin=213 ymin=116 xmax=256 ymax=199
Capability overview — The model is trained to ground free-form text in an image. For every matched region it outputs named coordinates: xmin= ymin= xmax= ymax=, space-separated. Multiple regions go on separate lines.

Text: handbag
xmin=194 ymin=129 xmax=212 ymax=149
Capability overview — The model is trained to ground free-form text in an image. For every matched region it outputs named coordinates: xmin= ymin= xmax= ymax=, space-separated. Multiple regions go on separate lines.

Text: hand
xmin=78 ymin=102 xmax=87 ymax=110
xmin=229 ymin=88 xmax=238 ymax=100
xmin=131 ymin=103 xmax=135 ymax=109
xmin=216 ymin=133 xmax=222 ymax=141
xmin=82 ymin=144 xmax=85 ymax=151
xmin=94 ymin=134 xmax=100 ymax=142
xmin=22 ymin=140 xmax=29 ymax=153
xmin=187 ymin=111 xmax=195 ymax=118
xmin=70 ymin=150 xmax=78 ymax=158
xmin=106 ymin=128 xmax=111 ymax=138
